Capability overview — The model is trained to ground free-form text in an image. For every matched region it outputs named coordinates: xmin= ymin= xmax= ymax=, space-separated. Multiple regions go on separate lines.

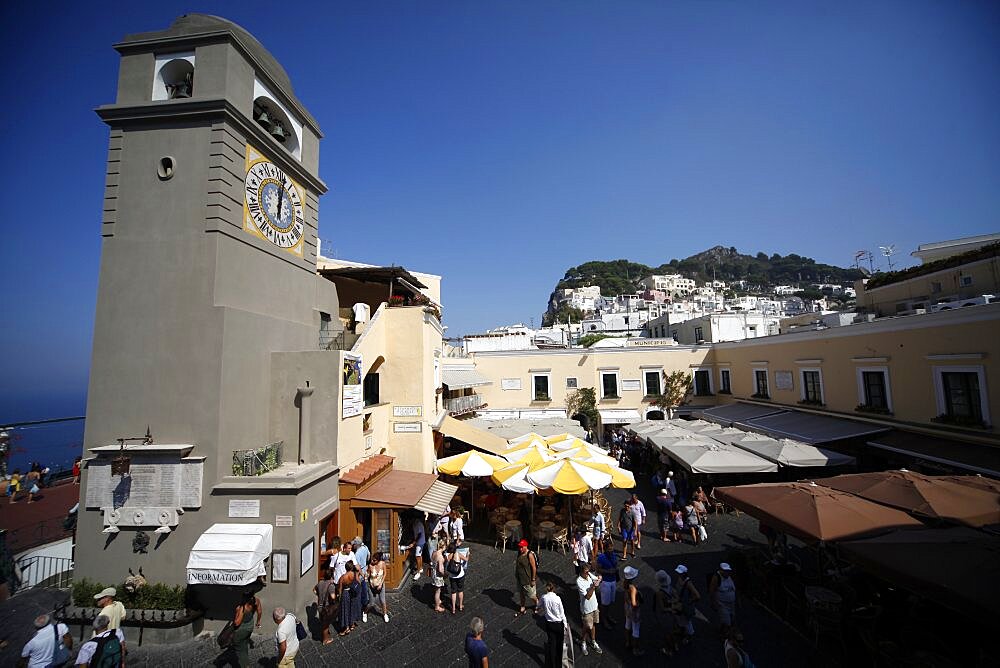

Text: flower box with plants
xmin=750 ymin=393 xmax=770 ymax=400
xmin=855 ymin=404 xmax=892 ymax=416
xmin=387 ymin=295 xmax=406 ymax=307
xmin=533 ymin=394 xmax=551 ymax=402
xmin=797 ymin=399 xmax=825 ymax=407
xmin=931 ymin=414 xmax=988 ymax=429
xmin=65 ymin=578 xmax=199 ymax=627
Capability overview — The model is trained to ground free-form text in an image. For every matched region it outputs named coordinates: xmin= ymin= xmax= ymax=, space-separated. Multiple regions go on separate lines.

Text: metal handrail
xmin=231 ymin=441 xmax=284 ymax=476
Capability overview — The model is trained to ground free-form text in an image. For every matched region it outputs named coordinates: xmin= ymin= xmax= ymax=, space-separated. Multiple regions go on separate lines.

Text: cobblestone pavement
xmin=2 ymin=486 xmax=812 ymax=667
xmin=119 ymin=485 xmax=809 ymax=667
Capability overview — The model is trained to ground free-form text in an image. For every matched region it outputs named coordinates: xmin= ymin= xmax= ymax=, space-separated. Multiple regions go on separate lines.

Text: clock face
xmin=243 ymin=148 xmax=305 ymax=254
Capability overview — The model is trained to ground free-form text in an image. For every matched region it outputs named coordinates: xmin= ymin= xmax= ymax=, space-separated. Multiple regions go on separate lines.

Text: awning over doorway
xmin=414 ymin=479 xmax=459 ymax=516
xmin=599 ymin=409 xmax=642 ymax=425
xmin=442 ymin=367 xmax=493 ymax=389
xmin=438 ymin=415 xmax=510 ymax=456
xmin=186 ymin=524 xmax=273 ymax=586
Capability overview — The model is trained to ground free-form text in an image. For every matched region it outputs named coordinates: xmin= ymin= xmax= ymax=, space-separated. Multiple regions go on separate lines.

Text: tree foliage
xmin=542 ymin=304 xmax=585 ymax=326
xmin=577 ymin=333 xmax=611 ymax=348
xmin=565 ymin=387 xmax=600 ymax=430
xmin=553 ymin=246 xmax=863 ymax=299
xmin=650 ymin=371 xmax=693 ymax=411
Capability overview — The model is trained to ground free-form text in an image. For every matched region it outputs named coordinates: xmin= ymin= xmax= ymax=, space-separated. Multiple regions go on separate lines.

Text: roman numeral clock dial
xmin=243 ymin=146 xmax=305 ymax=256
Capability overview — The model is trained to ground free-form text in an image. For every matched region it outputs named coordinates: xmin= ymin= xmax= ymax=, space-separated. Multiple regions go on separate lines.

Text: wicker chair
xmin=551 ymin=528 xmax=570 ymax=554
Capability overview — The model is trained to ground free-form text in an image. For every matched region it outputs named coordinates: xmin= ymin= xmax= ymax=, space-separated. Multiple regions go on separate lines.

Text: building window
xmin=719 ymin=369 xmax=732 ymax=394
xmin=856 ymin=368 xmax=891 ymax=413
xmin=693 ymin=369 xmax=712 ymax=396
xmin=694 ymin=326 xmax=704 ymax=342
xmin=566 ymin=377 xmax=578 ymax=389
xmin=532 ymin=375 xmax=551 ymax=401
xmin=959 ymin=275 xmax=973 ymax=287
xmin=932 ymin=366 xmax=990 ymax=427
xmin=800 ymin=369 xmax=823 ymax=404
xmin=753 ymin=369 xmax=769 ymax=399
xmin=363 ymin=372 xmax=380 ymax=406
xmin=601 ymin=372 xmax=620 ymax=399
xmin=644 ymin=370 xmax=662 ymax=397
xmin=930 ymin=282 xmax=942 ymax=294
xmin=941 ymin=372 xmax=981 ymax=421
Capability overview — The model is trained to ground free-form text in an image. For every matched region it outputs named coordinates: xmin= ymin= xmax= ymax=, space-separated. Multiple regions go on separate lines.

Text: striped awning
xmin=415 ymin=479 xmax=459 ymax=515
xmin=442 ymin=367 xmax=493 ymax=389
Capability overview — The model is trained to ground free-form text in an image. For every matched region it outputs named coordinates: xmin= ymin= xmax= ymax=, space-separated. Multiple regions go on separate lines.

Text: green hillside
xmin=555 ymin=246 xmax=863 ymax=296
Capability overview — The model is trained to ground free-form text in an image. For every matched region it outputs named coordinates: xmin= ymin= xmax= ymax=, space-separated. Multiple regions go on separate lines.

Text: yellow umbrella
xmin=504 ymin=437 xmax=550 ymax=454
xmin=436 ymin=450 xmax=510 ymax=477
xmin=436 ymin=450 xmax=510 ymax=523
xmin=543 ymin=433 xmax=574 ymax=445
xmin=526 ymin=458 xmax=613 ymax=495
xmin=578 ymin=461 xmax=636 ymax=489
xmin=509 ymin=432 xmax=546 ymax=444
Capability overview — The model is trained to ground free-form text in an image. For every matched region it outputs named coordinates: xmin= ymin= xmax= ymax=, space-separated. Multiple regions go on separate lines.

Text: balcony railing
xmin=232 ymin=441 xmax=284 ymax=476
xmin=444 ymin=394 xmax=485 ymax=415
xmin=16 ymin=554 xmax=74 ymax=590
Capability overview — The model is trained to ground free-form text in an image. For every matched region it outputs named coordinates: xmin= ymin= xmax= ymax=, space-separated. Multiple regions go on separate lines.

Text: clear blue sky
xmin=1 ymin=1 xmax=998 ymax=420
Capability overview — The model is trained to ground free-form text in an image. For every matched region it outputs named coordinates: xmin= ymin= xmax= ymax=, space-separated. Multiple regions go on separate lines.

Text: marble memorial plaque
xmin=180 ymin=459 xmax=204 ymax=508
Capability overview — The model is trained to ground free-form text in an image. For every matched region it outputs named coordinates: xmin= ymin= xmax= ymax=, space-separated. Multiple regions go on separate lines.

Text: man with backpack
xmin=513 ymin=539 xmax=537 ymax=616
xmin=74 ymin=615 xmax=122 ymax=668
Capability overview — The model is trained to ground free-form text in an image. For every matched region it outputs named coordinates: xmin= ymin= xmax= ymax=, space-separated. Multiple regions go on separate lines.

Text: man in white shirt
xmin=273 ymin=607 xmax=299 ymax=667
xmin=538 ymin=581 xmax=568 ymax=668
xmin=330 ymin=541 xmax=355 ymax=582
xmin=630 ymin=494 xmax=647 ymax=549
xmin=74 ymin=615 xmax=123 ymax=668
xmin=19 ymin=614 xmax=72 ymax=668
xmin=575 ymin=563 xmax=603 ymax=656
xmin=572 ymin=529 xmax=594 ymax=575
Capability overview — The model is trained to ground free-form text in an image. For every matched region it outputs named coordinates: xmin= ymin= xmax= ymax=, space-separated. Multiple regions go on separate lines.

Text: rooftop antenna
xmin=879 ymin=245 xmax=897 ymax=271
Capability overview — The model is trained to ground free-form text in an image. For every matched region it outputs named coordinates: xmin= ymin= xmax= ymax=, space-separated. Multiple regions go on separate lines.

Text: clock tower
xmin=78 ymin=15 xmax=341 ymax=626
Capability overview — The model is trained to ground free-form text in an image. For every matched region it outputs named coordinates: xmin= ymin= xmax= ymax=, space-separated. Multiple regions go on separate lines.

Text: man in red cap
xmin=513 ymin=539 xmax=538 ymax=616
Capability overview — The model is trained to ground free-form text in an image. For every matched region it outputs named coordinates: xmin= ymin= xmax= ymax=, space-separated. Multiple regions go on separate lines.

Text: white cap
xmin=675 ymin=564 xmax=688 ymax=574
xmin=720 ymin=562 xmax=732 ymax=572
xmin=668 ymin=471 xmax=674 ymax=477
xmin=623 ymin=566 xmax=639 ymax=579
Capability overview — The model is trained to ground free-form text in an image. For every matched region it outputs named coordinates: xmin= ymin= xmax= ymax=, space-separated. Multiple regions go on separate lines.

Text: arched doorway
xmin=645 ymin=409 xmax=665 ymax=420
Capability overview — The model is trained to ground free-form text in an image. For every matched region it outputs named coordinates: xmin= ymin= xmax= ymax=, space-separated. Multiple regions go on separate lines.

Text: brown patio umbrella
xmin=814 ymin=470 xmax=1000 ymax=527
xmin=939 ymin=474 xmax=1000 ymax=495
xmin=714 ymin=481 xmax=923 ymax=542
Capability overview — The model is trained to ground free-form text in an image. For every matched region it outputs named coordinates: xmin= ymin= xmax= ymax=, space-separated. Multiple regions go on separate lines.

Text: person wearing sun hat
xmin=710 ymin=562 xmax=738 ymax=635
xmin=94 ymin=586 xmax=126 ymax=631
xmin=673 ymin=564 xmax=701 ymax=640
xmin=622 ymin=565 xmax=643 ymax=655
xmin=654 ymin=569 xmax=682 ymax=656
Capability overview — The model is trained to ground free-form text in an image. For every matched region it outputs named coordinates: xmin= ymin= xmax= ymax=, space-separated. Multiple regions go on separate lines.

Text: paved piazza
xmin=0 ymin=486 xmax=812 ymax=668
xmin=119 ymin=487 xmax=809 ymax=667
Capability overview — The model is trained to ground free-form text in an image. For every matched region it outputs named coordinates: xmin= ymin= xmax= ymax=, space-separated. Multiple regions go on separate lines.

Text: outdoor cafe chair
xmin=494 ymin=522 xmax=511 ymax=553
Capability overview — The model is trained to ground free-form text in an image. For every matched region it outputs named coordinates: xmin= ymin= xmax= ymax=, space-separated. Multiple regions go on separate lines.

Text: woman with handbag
xmin=445 ymin=543 xmax=468 ymax=615
xmin=314 ymin=568 xmax=337 ymax=644
xmin=215 ymin=593 xmax=260 ymax=667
